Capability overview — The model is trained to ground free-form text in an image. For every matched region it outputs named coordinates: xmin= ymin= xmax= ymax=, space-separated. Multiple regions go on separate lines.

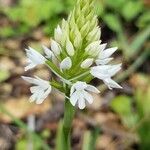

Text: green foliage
xmin=121 ymin=1 xmax=143 ymax=21
xmin=110 ymin=95 xmax=138 ymax=128
xmin=103 ymin=14 xmax=122 ymax=33
xmin=110 ymin=74 xmax=150 ymax=149
xmin=0 ymin=0 xmax=74 ymax=37
xmin=5 ymin=0 xmax=63 ymax=27
xmin=137 ymin=11 xmax=150 ymax=28
xmin=82 ymin=128 xmax=100 ymax=150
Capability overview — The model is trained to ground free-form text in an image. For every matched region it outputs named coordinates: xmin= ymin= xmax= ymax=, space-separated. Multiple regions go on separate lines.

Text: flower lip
xmin=21 ymin=76 xmax=51 ymax=104
xmin=70 ymin=81 xmax=100 ymax=109
xmin=90 ymin=64 xmax=122 ymax=89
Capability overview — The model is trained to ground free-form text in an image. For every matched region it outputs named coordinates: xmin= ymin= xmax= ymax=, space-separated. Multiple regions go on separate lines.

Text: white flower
xmin=22 ymin=76 xmax=51 ymax=104
xmin=90 ymin=64 xmax=122 ymax=89
xmin=66 ymin=39 xmax=75 ymax=56
xmin=81 ymin=58 xmax=94 ymax=69
xmin=96 ymin=46 xmax=117 ymax=65
xmin=70 ymin=81 xmax=100 ymax=109
xmin=25 ymin=47 xmax=46 ymax=71
xmin=60 ymin=57 xmax=72 ymax=70
xmin=51 ymin=40 xmax=62 ymax=56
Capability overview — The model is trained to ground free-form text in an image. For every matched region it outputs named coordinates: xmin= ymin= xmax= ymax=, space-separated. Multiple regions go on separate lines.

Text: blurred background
xmin=0 ymin=0 xmax=150 ymax=149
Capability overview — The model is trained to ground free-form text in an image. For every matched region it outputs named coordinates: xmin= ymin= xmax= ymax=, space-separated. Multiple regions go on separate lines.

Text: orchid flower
xmin=22 ymin=0 xmax=122 ymax=149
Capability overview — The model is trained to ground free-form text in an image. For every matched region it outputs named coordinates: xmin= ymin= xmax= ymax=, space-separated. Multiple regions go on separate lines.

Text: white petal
xmin=28 ymin=47 xmax=46 ymax=63
xmin=51 ymin=40 xmax=61 ymax=55
xmin=70 ymin=84 xmax=76 ymax=95
xmin=41 ymin=86 xmax=52 ymax=100
xmin=73 ymin=81 xmax=87 ymax=91
xmin=66 ymin=39 xmax=75 ymax=56
xmin=29 ymin=92 xmax=39 ymax=102
xmin=21 ymin=76 xmax=38 ymax=84
xmin=97 ymin=43 xmax=107 ymax=54
xmin=96 ymin=58 xmax=113 ymax=65
xmin=30 ymin=86 xmax=39 ymax=93
xmin=25 ymin=63 xmax=36 ymax=71
xmin=90 ymin=66 xmax=110 ymax=79
xmin=60 ymin=57 xmax=72 ymax=70
xmin=104 ymin=78 xmax=122 ymax=89
xmin=100 ymin=47 xmax=117 ymax=59
xmin=81 ymin=58 xmax=94 ymax=69
xmin=83 ymin=91 xmax=93 ymax=104
xmin=109 ymin=64 xmax=122 ymax=76
xmin=78 ymin=97 xmax=86 ymax=109
xmin=86 ymin=85 xmax=100 ymax=93
xmin=70 ymin=92 xmax=78 ymax=106
xmin=22 ymin=76 xmax=51 ymax=104
xmin=24 ymin=47 xmax=46 ymax=71
xmin=42 ymin=45 xmax=53 ymax=59
xmin=35 ymin=90 xmax=45 ymax=104
xmin=90 ymin=64 xmax=121 ymax=79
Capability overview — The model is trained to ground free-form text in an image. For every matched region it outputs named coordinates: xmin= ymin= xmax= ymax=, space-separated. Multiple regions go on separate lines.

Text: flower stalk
xmin=62 ymin=91 xmax=75 ymax=150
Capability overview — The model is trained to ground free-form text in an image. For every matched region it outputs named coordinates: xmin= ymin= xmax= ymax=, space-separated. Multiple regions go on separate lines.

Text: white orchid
xmin=96 ymin=45 xmax=117 ymax=65
xmin=21 ymin=1 xmax=123 ymax=148
xmin=70 ymin=81 xmax=100 ymax=109
xmin=22 ymin=0 xmax=122 ymax=110
xmin=90 ymin=64 xmax=122 ymax=89
xmin=21 ymin=76 xmax=51 ymax=104
xmin=25 ymin=47 xmax=46 ymax=71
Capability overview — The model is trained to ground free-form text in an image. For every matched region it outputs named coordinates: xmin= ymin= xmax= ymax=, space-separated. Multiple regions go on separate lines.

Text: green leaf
xmin=110 ymin=95 xmax=138 ymax=128
xmin=82 ymin=128 xmax=100 ymax=150
xmin=111 ymin=95 xmax=132 ymax=115
xmin=137 ymin=11 xmax=150 ymax=28
xmin=103 ymin=14 xmax=122 ymax=33
xmin=95 ymin=0 xmax=105 ymax=16
xmin=128 ymin=26 xmax=150 ymax=58
xmin=82 ymin=131 xmax=92 ymax=150
xmin=121 ymin=1 xmax=143 ymax=21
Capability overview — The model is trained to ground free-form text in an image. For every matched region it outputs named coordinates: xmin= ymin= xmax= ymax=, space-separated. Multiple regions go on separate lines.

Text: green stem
xmin=62 ymin=98 xmax=75 ymax=150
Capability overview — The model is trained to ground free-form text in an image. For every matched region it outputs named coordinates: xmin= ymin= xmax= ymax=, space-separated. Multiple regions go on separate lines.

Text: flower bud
xmin=54 ymin=25 xmax=63 ymax=43
xmin=72 ymin=25 xmax=82 ymax=49
xmin=80 ymin=21 xmax=90 ymax=38
xmin=51 ymin=40 xmax=62 ymax=56
xmin=86 ymin=27 xmax=101 ymax=42
xmin=60 ymin=57 xmax=72 ymax=70
xmin=85 ymin=40 xmax=101 ymax=57
xmin=81 ymin=58 xmax=94 ymax=69
xmin=66 ymin=39 xmax=75 ymax=56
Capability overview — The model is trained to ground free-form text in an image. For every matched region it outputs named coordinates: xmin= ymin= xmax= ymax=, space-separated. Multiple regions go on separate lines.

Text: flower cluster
xmin=22 ymin=0 xmax=122 ymax=109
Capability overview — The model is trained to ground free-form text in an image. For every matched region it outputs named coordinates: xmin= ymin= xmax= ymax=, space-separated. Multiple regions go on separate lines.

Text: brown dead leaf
xmin=0 ymin=96 xmax=51 ymax=123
